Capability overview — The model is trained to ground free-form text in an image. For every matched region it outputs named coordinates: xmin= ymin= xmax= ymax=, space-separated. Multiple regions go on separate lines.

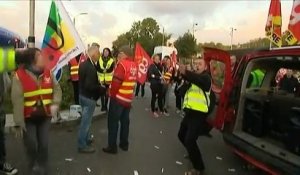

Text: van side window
xmin=276 ymin=69 xmax=300 ymax=96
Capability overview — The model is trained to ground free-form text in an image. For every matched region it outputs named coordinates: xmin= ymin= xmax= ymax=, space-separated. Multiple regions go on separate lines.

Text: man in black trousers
xmin=135 ymin=82 xmax=145 ymax=98
xmin=178 ymin=58 xmax=212 ymax=175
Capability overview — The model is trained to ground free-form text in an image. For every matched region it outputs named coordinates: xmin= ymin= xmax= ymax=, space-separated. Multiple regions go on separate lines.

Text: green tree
xmin=112 ymin=17 xmax=171 ymax=55
xmin=175 ymin=32 xmax=197 ymax=58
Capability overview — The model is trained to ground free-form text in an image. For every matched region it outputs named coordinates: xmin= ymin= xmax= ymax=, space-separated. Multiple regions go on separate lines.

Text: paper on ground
xmin=176 ymin=161 xmax=183 ymax=165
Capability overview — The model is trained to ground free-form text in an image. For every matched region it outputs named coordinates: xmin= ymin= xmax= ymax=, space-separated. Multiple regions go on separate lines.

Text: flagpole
xmin=269 ymin=21 xmax=273 ymax=50
xmin=28 ymin=0 xmax=35 ymax=48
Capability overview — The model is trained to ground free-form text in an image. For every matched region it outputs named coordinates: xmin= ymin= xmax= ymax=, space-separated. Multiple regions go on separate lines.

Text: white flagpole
xmin=269 ymin=20 xmax=273 ymax=50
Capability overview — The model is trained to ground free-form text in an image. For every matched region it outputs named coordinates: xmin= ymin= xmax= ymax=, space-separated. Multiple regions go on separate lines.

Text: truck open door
xmin=203 ymin=47 xmax=233 ymax=130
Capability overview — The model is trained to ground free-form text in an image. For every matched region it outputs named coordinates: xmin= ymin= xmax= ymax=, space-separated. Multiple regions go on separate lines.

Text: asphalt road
xmin=5 ymin=88 xmax=266 ymax=175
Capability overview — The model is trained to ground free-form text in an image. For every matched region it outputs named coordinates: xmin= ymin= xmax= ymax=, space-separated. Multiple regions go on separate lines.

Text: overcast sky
xmin=0 ymin=0 xmax=294 ymax=48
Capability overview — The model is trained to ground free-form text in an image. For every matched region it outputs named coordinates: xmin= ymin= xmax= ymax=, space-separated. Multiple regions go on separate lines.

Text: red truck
xmin=204 ymin=47 xmax=300 ymax=175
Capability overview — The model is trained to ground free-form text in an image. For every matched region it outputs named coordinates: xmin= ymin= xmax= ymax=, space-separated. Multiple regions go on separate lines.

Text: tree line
xmin=112 ymin=17 xmax=290 ymax=60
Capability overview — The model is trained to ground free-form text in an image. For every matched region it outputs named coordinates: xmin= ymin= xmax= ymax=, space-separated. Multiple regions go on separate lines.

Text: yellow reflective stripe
xmin=24 ymin=99 xmax=52 ymax=107
xmin=70 ymin=71 xmax=78 ymax=75
xmin=70 ymin=66 xmax=79 ymax=70
xmin=105 ymin=75 xmax=113 ymax=81
xmin=42 ymin=99 xmax=52 ymax=105
xmin=24 ymin=89 xmax=53 ymax=98
xmin=7 ymin=49 xmax=15 ymax=71
xmin=116 ymin=94 xmax=132 ymax=103
xmin=122 ymin=82 xmax=135 ymax=86
xmin=24 ymin=101 xmax=36 ymax=107
xmin=106 ymin=59 xmax=114 ymax=68
xmin=119 ymin=89 xmax=134 ymax=94
xmin=0 ymin=48 xmax=4 ymax=72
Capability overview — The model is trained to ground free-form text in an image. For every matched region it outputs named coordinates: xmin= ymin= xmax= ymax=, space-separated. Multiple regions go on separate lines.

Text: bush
xmin=59 ymin=66 xmax=74 ymax=110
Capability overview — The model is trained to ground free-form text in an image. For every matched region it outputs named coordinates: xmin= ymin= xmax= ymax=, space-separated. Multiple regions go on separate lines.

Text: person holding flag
xmin=148 ymin=54 xmax=166 ymax=118
xmin=11 ymin=48 xmax=62 ymax=175
xmin=134 ymin=43 xmax=152 ymax=98
xmin=162 ymin=55 xmax=174 ymax=115
xmin=103 ymin=45 xmax=137 ymax=154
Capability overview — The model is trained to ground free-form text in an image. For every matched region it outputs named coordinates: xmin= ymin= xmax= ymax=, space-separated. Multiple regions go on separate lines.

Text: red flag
xmin=265 ymin=0 xmax=282 ymax=47
xmin=285 ymin=0 xmax=300 ymax=45
xmin=135 ymin=43 xmax=153 ymax=84
xmin=170 ymin=51 xmax=177 ymax=68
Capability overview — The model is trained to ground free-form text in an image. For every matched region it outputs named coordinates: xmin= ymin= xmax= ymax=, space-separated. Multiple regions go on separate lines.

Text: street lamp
xmin=230 ymin=27 xmax=237 ymax=50
xmin=73 ymin=12 xmax=88 ymax=27
xmin=162 ymin=26 xmax=165 ymax=46
xmin=192 ymin=22 xmax=198 ymax=38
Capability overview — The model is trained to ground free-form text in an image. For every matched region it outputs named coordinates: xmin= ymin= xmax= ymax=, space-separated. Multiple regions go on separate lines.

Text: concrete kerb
xmin=5 ymin=107 xmax=107 ymax=133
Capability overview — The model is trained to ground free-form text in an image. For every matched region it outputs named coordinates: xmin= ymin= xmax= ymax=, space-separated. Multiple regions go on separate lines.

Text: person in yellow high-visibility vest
xmin=246 ymin=69 xmax=265 ymax=88
xmin=178 ymin=58 xmax=212 ymax=175
xmin=0 ymin=47 xmax=19 ymax=174
xmin=96 ymin=48 xmax=115 ymax=111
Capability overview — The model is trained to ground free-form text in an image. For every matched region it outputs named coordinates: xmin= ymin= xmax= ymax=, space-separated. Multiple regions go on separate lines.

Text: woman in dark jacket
xmin=147 ymin=54 xmax=166 ymax=117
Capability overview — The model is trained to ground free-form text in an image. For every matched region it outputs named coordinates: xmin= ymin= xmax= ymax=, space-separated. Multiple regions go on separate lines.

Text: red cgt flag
xmin=285 ymin=0 xmax=300 ymax=45
xmin=135 ymin=43 xmax=153 ymax=84
xmin=265 ymin=0 xmax=282 ymax=47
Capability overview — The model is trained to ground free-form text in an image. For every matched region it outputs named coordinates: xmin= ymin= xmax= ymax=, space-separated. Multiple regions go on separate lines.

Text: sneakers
xmin=152 ymin=112 xmax=159 ymax=118
xmin=0 ymin=162 xmax=18 ymax=175
xmin=163 ymin=112 xmax=170 ymax=117
xmin=78 ymin=146 xmax=96 ymax=154
xmin=163 ymin=109 xmax=170 ymax=117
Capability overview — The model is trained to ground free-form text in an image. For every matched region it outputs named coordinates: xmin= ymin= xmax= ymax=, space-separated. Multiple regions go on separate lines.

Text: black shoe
xmin=119 ymin=145 xmax=128 ymax=151
xmin=78 ymin=146 xmax=96 ymax=153
xmin=0 ymin=162 xmax=18 ymax=175
xmin=102 ymin=147 xmax=117 ymax=154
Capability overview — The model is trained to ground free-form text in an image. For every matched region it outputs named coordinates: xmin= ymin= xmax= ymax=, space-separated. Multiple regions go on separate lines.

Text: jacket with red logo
xmin=110 ymin=58 xmax=137 ymax=108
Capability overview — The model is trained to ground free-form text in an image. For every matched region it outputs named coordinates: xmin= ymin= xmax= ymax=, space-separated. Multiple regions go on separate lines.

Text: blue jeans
xmin=78 ymin=95 xmax=96 ymax=149
xmin=108 ymin=98 xmax=130 ymax=149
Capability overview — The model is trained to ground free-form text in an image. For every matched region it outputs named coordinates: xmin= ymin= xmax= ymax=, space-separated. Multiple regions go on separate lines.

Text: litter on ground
xmin=87 ymin=168 xmax=91 ymax=173
xmin=176 ymin=161 xmax=183 ymax=165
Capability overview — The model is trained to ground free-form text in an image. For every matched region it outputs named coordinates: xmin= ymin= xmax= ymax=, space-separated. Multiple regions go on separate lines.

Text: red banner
xmin=286 ymin=0 xmax=300 ymax=45
xmin=135 ymin=43 xmax=153 ymax=84
xmin=265 ymin=0 xmax=282 ymax=47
